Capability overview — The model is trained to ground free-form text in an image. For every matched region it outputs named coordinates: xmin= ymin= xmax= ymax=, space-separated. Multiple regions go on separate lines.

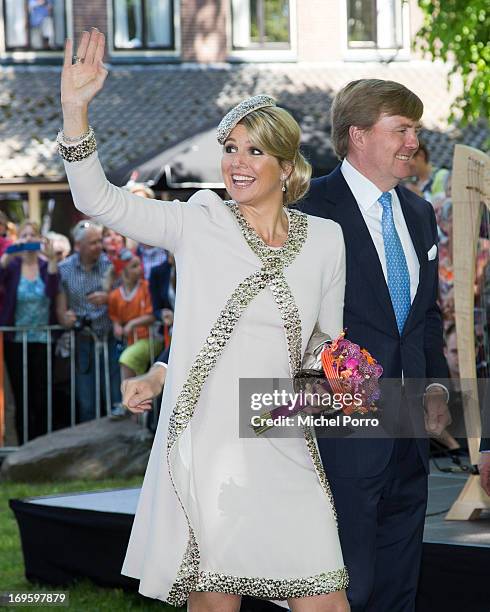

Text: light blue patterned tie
xmin=379 ymin=192 xmax=411 ymax=333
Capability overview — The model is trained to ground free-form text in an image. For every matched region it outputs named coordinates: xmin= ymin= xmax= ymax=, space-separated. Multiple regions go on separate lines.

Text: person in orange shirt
xmin=108 ymin=250 xmax=163 ymax=383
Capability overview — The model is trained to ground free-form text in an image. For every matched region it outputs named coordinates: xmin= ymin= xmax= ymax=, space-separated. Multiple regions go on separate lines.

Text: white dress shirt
xmin=341 ymin=158 xmax=420 ymax=303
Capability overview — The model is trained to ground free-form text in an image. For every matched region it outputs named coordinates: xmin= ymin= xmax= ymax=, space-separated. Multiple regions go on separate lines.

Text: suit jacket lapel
xmin=324 ymin=168 xmax=398 ymax=330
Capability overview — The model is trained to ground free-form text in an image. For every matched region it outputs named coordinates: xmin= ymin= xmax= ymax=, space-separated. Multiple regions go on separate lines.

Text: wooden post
xmin=28 ymin=187 xmax=42 ymax=224
xmin=446 ymin=144 xmax=490 ymax=520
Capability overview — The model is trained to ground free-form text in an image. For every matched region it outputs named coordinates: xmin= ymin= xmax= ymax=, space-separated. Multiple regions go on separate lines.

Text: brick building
xmin=0 ymin=1 xmax=486 ymax=227
xmin=1 ymin=0 xmax=425 ymax=64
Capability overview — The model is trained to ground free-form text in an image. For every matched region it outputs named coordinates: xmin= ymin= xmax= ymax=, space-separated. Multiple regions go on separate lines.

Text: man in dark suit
xmin=299 ymin=79 xmax=451 ymax=611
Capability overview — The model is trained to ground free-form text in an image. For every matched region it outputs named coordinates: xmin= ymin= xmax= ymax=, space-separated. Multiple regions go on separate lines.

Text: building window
xmin=232 ymin=0 xmax=290 ymax=49
xmin=4 ymin=0 xmax=66 ymax=51
xmin=347 ymin=0 xmax=404 ymax=49
xmin=113 ymin=0 xmax=174 ymax=50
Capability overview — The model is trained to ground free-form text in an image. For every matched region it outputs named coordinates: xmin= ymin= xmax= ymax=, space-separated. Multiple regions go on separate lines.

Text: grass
xmin=0 ymin=477 xmax=185 ymax=612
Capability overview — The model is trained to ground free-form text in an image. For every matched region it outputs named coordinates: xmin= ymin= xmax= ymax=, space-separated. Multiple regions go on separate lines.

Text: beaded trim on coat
xmin=57 ymin=127 xmax=97 ymax=162
xmin=166 ymin=202 xmax=345 ymax=605
xmin=193 ymin=565 xmax=349 ymax=598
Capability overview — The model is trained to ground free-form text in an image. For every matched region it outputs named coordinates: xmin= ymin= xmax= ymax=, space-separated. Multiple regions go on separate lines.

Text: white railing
xmin=0 ymin=324 xmax=163 ymax=447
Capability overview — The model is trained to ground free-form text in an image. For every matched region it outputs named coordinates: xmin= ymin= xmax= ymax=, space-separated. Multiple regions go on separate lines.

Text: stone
xmin=0 ymin=417 xmax=153 ymax=482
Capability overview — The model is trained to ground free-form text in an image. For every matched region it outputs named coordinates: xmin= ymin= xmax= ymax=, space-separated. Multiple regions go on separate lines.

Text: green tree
xmin=415 ymin=0 xmax=489 ymax=125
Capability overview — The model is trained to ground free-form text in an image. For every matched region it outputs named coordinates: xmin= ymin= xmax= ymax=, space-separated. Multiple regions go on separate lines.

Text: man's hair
xmin=45 ymin=231 xmax=71 ymax=258
xmin=445 ymin=323 xmax=456 ymax=339
xmin=71 ymin=219 xmax=102 ymax=243
xmin=330 ymin=79 xmax=424 ymax=159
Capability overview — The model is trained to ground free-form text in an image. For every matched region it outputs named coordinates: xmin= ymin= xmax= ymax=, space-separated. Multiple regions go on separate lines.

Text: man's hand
xmin=121 ymin=366 xmax=166 ymax=413
xmin=424 ymin=388 xmax=451 ymax=436
xmin=86 ymin=290 xmax=108 ymax=305
xmin=479 ymin=453 xmax=490 ymax=497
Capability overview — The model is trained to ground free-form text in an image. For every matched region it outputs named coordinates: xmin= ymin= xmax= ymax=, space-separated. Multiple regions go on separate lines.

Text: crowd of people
xmin=1 ymin=146 xmax=488 ymax=448
xmin=0 ymin=185 xmax=175 ymax=443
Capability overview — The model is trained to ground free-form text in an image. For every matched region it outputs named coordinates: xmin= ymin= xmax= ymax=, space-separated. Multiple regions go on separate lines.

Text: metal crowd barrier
xmin=0 ymin=323 xmax=161 ymax=448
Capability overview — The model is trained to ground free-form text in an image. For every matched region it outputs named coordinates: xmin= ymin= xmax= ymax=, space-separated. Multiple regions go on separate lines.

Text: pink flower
xmin=345 ymin=358 xmax=359 ymax=370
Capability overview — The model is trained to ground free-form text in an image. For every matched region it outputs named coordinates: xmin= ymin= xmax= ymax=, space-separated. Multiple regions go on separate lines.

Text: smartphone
xmin=6 ymin=242 xmax=42 ymax=254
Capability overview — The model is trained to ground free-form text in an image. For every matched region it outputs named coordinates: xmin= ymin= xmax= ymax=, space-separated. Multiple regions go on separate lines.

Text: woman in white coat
xmin=60 ymin=28 xmax=349 ymax=612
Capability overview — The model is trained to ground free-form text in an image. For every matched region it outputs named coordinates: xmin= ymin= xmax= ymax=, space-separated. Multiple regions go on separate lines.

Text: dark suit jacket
xmin=149 ymin=261 xmax=172 ymax=318
xmin=299 ymin=166 xmax=449 ymax=476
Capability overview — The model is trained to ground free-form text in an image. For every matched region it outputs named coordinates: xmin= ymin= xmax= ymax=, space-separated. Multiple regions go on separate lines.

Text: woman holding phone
xmin=0 ymin=220 xmax=61 ymax=443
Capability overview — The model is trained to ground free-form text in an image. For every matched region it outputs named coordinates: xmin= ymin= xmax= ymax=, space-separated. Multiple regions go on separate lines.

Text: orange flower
xmin=361 ymin=348 xmax=375 ymax=365
xmin=342 ymin=404 xmax=356 ymax=416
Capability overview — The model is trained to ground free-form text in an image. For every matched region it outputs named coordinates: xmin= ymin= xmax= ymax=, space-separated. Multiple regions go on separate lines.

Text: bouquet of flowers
xmin=253 ymin=331 xmax=383 ymax=435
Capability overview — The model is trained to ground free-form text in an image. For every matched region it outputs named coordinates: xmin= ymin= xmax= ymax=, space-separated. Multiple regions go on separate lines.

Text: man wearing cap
xmin=299 ymin=79 xmax=451 ymax=611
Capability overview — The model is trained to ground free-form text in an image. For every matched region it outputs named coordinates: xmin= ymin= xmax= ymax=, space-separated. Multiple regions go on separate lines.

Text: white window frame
xmin=107 ymin=0 xmax=180 ymax=59
xmin=341 ymin=0 xmax=411 ymax=61
xmin=0 ymin=0 xmax=72 ymax=61
xmin=227 ymin=0 xmax=297 ymax=62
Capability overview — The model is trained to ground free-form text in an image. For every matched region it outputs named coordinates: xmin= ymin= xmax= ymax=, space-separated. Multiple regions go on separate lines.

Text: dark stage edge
xmin=9 ymin=465 xmax=490 ymax=612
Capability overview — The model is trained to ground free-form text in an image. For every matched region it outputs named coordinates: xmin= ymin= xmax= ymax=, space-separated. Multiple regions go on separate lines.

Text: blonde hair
xmin=239 ymin=106 xmax=311 ymax=205
xmin=45 ymin=231 xmax=71 ymax=258
xmin=331 ymin=79 xmax=424 ymax=159
xmin=18 ymin=219 xmax=41 ymax=237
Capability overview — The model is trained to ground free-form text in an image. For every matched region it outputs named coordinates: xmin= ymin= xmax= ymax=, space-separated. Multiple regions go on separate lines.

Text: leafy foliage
xmin=415 ymin=0 xmax=489 ymax=125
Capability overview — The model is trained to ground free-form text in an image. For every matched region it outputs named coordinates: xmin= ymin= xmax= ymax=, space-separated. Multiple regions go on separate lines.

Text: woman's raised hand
xmin=61 ymin=29 xmax=108 ymax=110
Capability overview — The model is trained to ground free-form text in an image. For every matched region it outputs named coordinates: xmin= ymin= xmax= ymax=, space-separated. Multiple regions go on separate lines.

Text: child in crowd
xmin=102 ymin=227 xmax=128 ymax=291
xmin=108 ymin=250 xmax=163 ymax=390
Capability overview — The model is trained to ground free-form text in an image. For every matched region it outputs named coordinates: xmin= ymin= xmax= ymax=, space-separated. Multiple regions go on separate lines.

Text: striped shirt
xmin=58 ymin=252 xmax=112 ymax=336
